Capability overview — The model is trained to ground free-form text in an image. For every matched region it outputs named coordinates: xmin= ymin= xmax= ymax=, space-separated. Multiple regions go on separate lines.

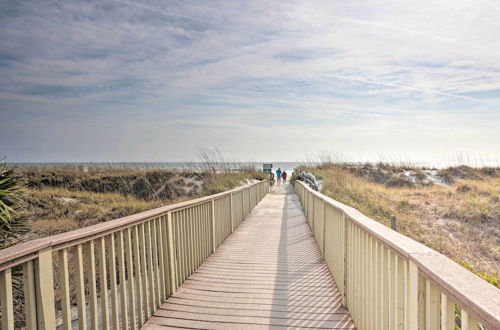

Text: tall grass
xmin=298 ymin=162 xmax=499 ymax=287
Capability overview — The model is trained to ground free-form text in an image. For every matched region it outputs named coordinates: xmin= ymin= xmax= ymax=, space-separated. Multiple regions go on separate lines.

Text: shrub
xmin=0 ymin=162 xmax=27 ymax=248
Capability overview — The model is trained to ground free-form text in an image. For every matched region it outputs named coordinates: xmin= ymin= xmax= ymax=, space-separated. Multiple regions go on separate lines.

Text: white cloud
xmin=0 ymin=0 xmax=499 ymax=162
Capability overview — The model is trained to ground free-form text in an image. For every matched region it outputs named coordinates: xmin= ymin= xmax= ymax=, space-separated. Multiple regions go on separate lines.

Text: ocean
xmin=9 ymin=162 xmax=304 ymax=174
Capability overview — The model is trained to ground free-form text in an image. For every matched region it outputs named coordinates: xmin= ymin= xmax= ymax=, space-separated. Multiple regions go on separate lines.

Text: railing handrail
xmin=297 ymin=180 xmax=500 ymax=329
xmin=0 ymin=181 xmax=263 ymax=271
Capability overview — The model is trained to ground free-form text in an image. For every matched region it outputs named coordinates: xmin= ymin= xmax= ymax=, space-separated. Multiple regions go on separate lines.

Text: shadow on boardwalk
xmin=143 ymin=188 xmax=355 ymax=329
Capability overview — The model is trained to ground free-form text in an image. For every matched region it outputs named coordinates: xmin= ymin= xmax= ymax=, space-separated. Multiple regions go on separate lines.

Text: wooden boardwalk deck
xmin=143 ymin=188 xmax=355 ymax=329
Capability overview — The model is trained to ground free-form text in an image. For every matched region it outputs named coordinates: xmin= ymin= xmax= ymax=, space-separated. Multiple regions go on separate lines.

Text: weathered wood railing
xmin=295 ymin=181 xmax=500 ymax=330
xmin=0 ymin=181 xmax=268 ymax=330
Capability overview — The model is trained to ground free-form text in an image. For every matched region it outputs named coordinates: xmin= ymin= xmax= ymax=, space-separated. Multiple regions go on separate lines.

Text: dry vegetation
xmin=12 ymin=166 xmax=263 ymax=245
xmin=1 ymin=160 xmax=264 ymax=328
xmin=298 ymin=163 xmax=499 ymax=287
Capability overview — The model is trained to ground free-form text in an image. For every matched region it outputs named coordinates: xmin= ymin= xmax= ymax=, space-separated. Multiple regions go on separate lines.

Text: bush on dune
xmin=0 ymin=162 xmax=27 ymax=248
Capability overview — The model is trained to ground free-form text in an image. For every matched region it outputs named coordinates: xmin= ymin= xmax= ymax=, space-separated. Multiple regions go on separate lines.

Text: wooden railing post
xmin=0 ymin=269 xmax=14 ymax=330
xmin=241 ymin=189 xmax=245 ymax=218
xmin=166 ymin=211 xmax=177 ymax=294
xmin=408 ymin=261 xmax=419 ymax=330
xmin=230 ymin=193 xmax=234 ymax=232
xmin=322 ymin=199 xmax=326 ymax=255
xmin=211 ymin=199 xmax=216 ymax=251
xmin=342 ymin=211 xmax=347 ymax=306
xmin=34 ymin=247 xmax=56 ymax=330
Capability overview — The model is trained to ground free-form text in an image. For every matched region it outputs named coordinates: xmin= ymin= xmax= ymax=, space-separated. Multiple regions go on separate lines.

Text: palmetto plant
xmin=0 ymin=161 xmax=26 ymax=248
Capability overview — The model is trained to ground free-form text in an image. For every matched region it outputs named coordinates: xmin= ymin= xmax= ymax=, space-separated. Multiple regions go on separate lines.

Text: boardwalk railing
xmin=295 ymin=181 xmax=500 ymax=330
xmin=0 ymin=181 xmax=268 ymax=330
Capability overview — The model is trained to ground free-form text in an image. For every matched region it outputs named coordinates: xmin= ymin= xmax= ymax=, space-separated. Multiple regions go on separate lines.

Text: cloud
xmin=0 ymin=0 xmax=499 ymax=162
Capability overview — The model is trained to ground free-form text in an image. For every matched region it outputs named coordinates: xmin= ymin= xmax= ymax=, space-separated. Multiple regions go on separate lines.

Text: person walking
xmin=276 ymin=168 xmax=282 ymax=184
xmin=282 ymin=171 xmax=287 ymax=184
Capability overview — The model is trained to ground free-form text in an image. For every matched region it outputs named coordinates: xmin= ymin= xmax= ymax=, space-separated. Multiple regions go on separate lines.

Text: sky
xmin=0 ymin=0 xmax=499 ymax=164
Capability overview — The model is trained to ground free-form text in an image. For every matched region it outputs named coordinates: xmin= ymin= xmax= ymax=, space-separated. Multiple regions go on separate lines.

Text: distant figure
xmin=276 ymin=168 xmax=282 ymax=184
xmin=282 ymin=171 xmax=287 ymax=184
xmin=269 ymin=172 xmax=275 ymax=186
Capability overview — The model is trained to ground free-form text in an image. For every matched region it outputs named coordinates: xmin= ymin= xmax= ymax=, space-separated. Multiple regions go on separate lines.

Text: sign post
xmin=263 ymin=163 xmax=273 ymax=174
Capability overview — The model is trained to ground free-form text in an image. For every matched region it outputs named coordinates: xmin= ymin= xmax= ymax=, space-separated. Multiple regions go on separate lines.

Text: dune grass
xmin=9 ymin=166 xmax=264 ymax=245
xmin=299 ymin=164 xmax=499 ymax=287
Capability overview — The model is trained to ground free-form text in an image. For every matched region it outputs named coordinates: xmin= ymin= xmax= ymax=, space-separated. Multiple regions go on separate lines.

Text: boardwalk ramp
xmin=144 ymin=192 xmax=354 ymax=329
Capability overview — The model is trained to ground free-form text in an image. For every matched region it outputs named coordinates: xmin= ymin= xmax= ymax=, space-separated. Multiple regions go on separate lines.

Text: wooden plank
xmin=425 ymin=279 xmax=439 ymax=329
xmin=125 ymin=228 xmax=138 ymax=330
xmin=34 ymin=248 xmax=56 ymax=330
xmin=139 ymin=223 xmax=150 ymax=320
xmin=441 ymin=293 xmax=455 ymax=330
xmin=87 ymin=240 xmax=98 ymax=329
xmin=166 ymin=211 xmax=177 ymax=294
xmin=74 ymin=244 xmax=87 ymax=330
xmin=151 ymin=218 xmax=160 ymax=307
xmin=132 ymin=225 xmax=144 ymax=326
xmin=97 ymin=237 xmax=110 ymax=330
xmin=107 ymin=234 xmax=119 ymax=330
xmin=155 ymin=217 xmax=166 ymax=303
xmin=117 ymin=231 xmax=129 ymax=330
xmin=158 ymin=216 xmax=169 ymax=299
xmin=145 ymin=221 xmax=155 ymax=314
xmin=462 ymin=310 xmax=469 ymax=330
xmin=144 ymin=193 xmax=354 ymax=329
xmin=0 ymin=268 xmax=14 ymax=330
xmin=57 ymin=250 xmax=71 ymax=330
xmin=23 ymin=260 xmax=37 ymax=330
xmin=408 ymin=261 xmax=418 ymax=330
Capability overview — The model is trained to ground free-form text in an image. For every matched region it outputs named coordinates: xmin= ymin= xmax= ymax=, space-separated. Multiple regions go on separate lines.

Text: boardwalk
xmin=143 ymin=186 xmax=355 ymax=329
xmin=2 ymin=182 xmax=498 ymax=329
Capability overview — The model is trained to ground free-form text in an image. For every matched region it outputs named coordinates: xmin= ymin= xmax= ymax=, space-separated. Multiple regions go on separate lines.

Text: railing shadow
xmin=270 ymin=187 xmax=351 ymax=329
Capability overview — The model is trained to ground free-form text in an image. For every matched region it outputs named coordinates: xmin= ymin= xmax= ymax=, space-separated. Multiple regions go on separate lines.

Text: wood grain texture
xmin=144 ymin=193 xmax=354 ymax=329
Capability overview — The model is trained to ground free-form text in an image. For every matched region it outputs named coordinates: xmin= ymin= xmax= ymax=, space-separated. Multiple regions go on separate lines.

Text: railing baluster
xmin=107 ymin=234 xmax=119 ymax=330
xmin=174 ymin=212 xmax=182 ymax=287
xmin=34 ymin=248 xmax=56 ymax=329
xmin=393 ymin=253 xmax=399 ymax=330
xmin=181 ymin=210 xmax=188 ymax=282
xmin=74 ymin=244 xmax=87 ymax=330
xmin=132 ymin=225 xmax=144 ymax=326
xmin=387 ymin=248 xmax=394 ymax=330
xmin=97 ymin=237 xmax=110 ymax=330
xmin=157 ymin=216 xmax=167 ymax=300
xmin=397 ymin=254 xmax=405 ymax=328
xmin=151 ymin=219 xmax=160 ymax=309
xmin=117 ymin=231 xmax=129 ymax=329
xmin=145 ymin=221 xmax=155 ymax=315
xmin=87 ymin=240 xmax=99 ymax=329
xmin=0 ymin=268 xmax=14 ymax=330
xmin=211 ymin=200 xmax=216 ymax=252
xmin=441 ymin=293 xmax=455 ymax=330
xmin=139 ymin=223 xmax=149 ymax=320
xmin=160 ymin=215 xmax=170 ymax=298
xmin=153 ymin=217 xmax=165 ymax=308
xmin=408 ymin=261 xmax=418 ymax=330
xmin=58 ymin=250 xmax=71 ymax=330
xmin=187 ymin=208 xmax=194 ymax=274
xmin=166 ymin=211 xmax=177 ymax=293
xmin=125 ymin=228 xmax=138 ymax=330
xmin=194 ymin=206 xmax=201 ymax=267
xmin=462 ymin=310 xmax=469 ymax=330
xmin=23 ymin=260 xmax=37 ymax=330
xmin=425 ymin=280 xmax=439 ymax=329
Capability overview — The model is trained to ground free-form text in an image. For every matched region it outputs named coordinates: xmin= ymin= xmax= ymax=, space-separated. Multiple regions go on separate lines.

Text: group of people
xmin=269 ymin=167 xmax=287 ymax=185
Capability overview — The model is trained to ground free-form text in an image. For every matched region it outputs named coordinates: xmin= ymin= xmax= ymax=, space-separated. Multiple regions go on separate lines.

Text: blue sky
xmin=0 ymin=0 xmax=499 ymax=163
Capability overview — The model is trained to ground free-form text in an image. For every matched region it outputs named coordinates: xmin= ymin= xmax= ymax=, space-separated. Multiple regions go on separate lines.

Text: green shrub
xmin=0 ymin=162 xmax=27 ymax=248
